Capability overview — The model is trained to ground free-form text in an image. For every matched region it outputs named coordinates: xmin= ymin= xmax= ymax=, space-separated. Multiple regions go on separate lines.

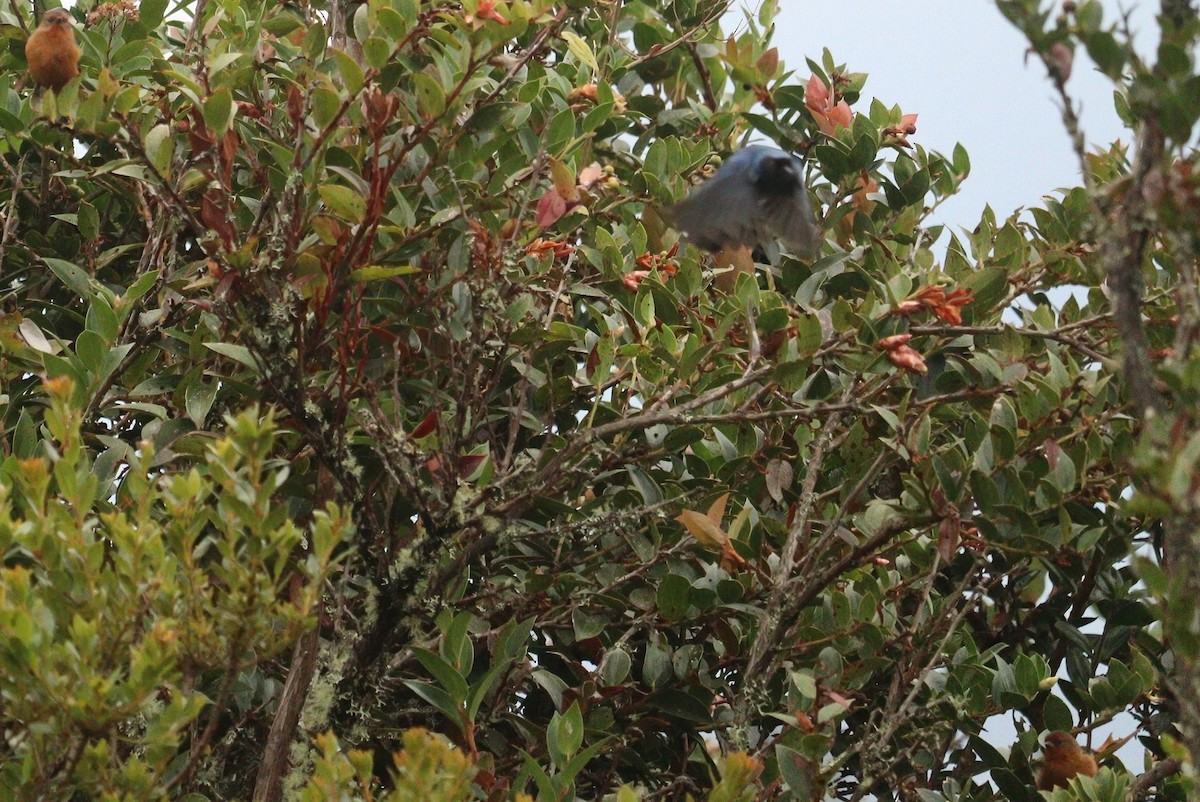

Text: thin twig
xmin=732 ymin=384 xmax=855 ymax=740
xmin=0 ymin=153 xmax=27 ymax=277
xmin=684 ymin=40 xmax=718 ymax=111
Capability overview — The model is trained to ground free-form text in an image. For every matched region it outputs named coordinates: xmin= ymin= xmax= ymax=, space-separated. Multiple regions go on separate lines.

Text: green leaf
xmin=816 ymin=701 xmax=848 ymax=723
xmin=411 ymin=647 xmax=470 ymax=701
xmin=642 ymin=633 xmax=671 ymax=690
xmin=776 ymin=744 xmax=815 ymax=798
xmin=124 ymin=270 xmax=160 ymax=303
xmin=531 ymin=669 xmax=568 ymax=711
xmin=75 ymin=330 xmax=106 ymax=375
xmin=185 ymin=378 xmax=218 ymax=427
xmin=546 ymin=107 xmax=577 ymax=153
xmin=263 ymin=11 xmax=305 ymax=37
xmin=143 ymin=123 xmax=174 ymax=178
xmin=599 ymin=648 xmax=631 ymax=686
xmin=43 ymin=258 xmax=93 ymax=297
xmin=208 ymin=52 xmax=244 ymax=75
xmin=656 ymin=574 xmax=691 ymax=621
xmin=1043 ymin=692 xmax=1074 ymax=733
xmin=77 ymin=202 xmax=99 ymax=241
xmin=990 ymin=767 xmax=1030 ymax=801
xmin=648 ymin=689 xmax=710 ymax=722
xmin=375 ymin=7 xmax=410 ymax=40
xmin=571 ymin=608 xmax=605 ymax=640
xmin=963 ymin=266 xmax=1008 ymax=313
xmin=318 ymin=184 xmax=366 ymax=224
xmin=412 ymin=72 xmax=446 ymax=119
xmin=466 ymin=657 xmax=513 ymax=721
xmin=349 ymin=265 xmax=420 ymax=282
xmin=139 ymin=0 xmax=168 ymax=27
xmin=1082 ymin=31 xmax=1125 ymax=78
xmin=310 ymin=87 xmax=342 ymax=128
xmin=561 ymin=32 xmax=598 ymax=74
xmin=548 ymin=701 xmax=585 ymax=764
xmin=560 ymin=737 xmax=616 ymax=786
xmin=402 ymin=680 xmax=464 ymax=730
xmin=203 ymin=89 xmax=234 ymax=137
xmin=203 ymin=342 xmax=258 ymax=369
xmin=333 ymin=50 xmax=365 ymax=95
xmin=441 ymin=612 xmax=474 ymax=675
xmin=362 ymin=37 xmax=391 ymax=71
xmin=515 ymin=751 xmax=556 ymax=801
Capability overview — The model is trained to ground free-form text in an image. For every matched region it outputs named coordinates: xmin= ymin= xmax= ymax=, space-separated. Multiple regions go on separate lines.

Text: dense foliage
xmin=0 ymin=0 xmax=1197 ymax=799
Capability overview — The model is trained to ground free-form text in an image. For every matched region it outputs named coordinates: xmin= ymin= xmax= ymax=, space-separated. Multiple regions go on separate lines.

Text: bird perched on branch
xmin=1037 ymin=731 xmax=1098 ymax=790
xmin=25 ymin=8 xmax=80 ymax=93
xmin=669 ymin=144 xmax=820 ymax=257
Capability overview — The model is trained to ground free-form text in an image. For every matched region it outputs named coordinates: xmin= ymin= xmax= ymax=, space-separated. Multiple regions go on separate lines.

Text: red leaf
xmin=536 ymin=189 xmax=568 ymax=228
xmin=412 ymin=410 xmax=438 ymax=438
xmin=458 ymin=454 xmax=486 ymax=475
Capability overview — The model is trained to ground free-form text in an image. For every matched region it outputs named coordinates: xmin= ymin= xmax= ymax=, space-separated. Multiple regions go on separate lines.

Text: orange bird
xmin=1037 ymin=731 xmax=1099 ymax=791
xmin=25 ymin=9 xmax=80 ymax=92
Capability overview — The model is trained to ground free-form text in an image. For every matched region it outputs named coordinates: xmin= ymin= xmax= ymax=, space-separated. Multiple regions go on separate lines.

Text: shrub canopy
xmin=0 ymin=0 xmax=1197 ymax=799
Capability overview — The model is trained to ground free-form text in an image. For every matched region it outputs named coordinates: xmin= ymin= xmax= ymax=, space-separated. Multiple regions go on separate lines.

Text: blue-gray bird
xmin=669 ymin=144 xmax=820 ymax=256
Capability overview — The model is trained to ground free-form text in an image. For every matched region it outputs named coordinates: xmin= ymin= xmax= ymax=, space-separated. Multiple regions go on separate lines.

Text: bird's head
xmin=1043 ymin=731 xmax=1078 ymax=753
xmin=41 ymin=9 xmax=73 ymax=27
xmin=752 ymin=154 xmax=802 ymax=197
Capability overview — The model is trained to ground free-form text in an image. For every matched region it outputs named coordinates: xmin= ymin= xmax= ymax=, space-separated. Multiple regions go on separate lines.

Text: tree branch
xmin=253 ymin=627 xmax=321 ymax=802
xmin=1102 ymin=114 xmax=1166 ymax=417
xmin=1131 ymin=757 xmax=1181 ymax=799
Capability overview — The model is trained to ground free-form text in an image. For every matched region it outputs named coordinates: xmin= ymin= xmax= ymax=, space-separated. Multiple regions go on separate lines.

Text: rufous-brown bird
xmin=1037 ymin=731 xmax=1099 ymax=791
xmin=25 ymin=9 xmax=80 ymax=93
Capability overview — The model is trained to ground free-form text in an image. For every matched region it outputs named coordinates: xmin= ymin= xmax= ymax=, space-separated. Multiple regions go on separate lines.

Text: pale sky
xmin=769 ymin=0 xmax=1156 ymax=231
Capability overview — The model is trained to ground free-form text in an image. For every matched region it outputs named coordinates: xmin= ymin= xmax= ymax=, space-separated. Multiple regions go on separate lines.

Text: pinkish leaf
xmin=536 ymin=189 xmax=568 ymax=228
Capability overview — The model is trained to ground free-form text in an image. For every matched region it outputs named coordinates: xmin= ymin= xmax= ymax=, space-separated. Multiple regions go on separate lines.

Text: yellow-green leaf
xmin=319 ymin=185 xmax=366 ymax=224
xmin=143 ymin=124 xmax=174 ymax=178
xmin=412 ymin=72 xmax=446 ymax=120
xmin=562 ymin=31 xmax=597 ymax=74
xmin=350 ymin=265 xmax=422 ymax=282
